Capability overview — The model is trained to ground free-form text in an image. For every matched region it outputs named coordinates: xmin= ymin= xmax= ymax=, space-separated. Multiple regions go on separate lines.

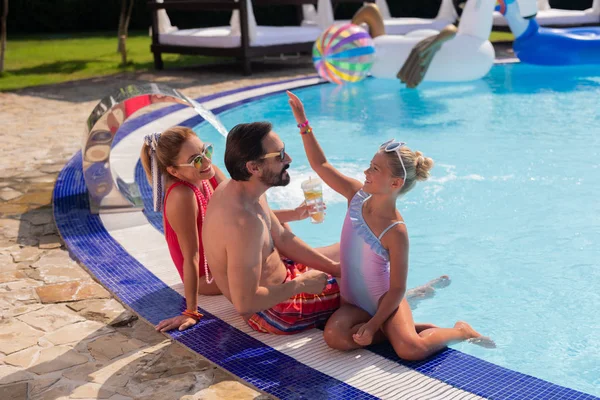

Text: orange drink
xmin=301 ymin=177 xmax=325 ymax=224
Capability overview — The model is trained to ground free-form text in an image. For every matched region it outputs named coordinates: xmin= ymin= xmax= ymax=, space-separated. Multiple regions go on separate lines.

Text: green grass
xmin=0 ymin=31 xmax=218 ymax=91
xmin=0 ymin=30 xmax=515 ymax=91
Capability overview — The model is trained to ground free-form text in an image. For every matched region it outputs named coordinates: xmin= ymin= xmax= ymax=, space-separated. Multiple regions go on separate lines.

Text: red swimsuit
xmin=163 ymin=178 xmax=218 ymax=282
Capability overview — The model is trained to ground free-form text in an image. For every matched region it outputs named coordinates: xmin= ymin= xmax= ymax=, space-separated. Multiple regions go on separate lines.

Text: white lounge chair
xmin=149 ymin=0 xmax=324 ymax=75
xmin=149 ymin=0 xmax=178 ymax=35
xmin=494 ymin=0 xmax=600 ymax=28
xmin=302 ymin=0 xmax=458 ymax=35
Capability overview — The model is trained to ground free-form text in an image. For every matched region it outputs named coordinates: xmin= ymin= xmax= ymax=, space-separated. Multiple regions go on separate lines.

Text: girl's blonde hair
xmin=380 ymin=146 xmax=434 ymax=196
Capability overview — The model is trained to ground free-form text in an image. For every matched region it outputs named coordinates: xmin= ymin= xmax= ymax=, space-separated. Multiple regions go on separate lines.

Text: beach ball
xmin=313 ymin=23 xmax=375 ymax=85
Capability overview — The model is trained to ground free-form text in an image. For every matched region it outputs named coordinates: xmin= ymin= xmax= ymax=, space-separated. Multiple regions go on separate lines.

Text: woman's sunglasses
xmin=177 ymin=143 xmax=213 ymax=170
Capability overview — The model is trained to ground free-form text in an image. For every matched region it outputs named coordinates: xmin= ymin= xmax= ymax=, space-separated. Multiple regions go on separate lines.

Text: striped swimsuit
xmin=339 ymin=190 xmax=405 ymax=316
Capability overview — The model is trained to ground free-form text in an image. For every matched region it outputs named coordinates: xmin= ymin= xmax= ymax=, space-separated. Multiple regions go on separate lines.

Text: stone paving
xmin=0 ymin=46 xmax=516 ymax=400
xmin=0 ymin=58 xmax=317 ymax=400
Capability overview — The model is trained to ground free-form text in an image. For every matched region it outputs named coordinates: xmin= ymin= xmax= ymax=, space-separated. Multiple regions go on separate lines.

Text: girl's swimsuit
xmin=339 ymin=190 xmax=404 ymax=315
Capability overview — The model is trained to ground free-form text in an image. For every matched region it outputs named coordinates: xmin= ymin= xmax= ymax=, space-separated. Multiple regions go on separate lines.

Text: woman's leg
xmin=323 ymin=303 xmax=380 ymax=351
xmin=382 ymin=299 xmax=492 ymax=361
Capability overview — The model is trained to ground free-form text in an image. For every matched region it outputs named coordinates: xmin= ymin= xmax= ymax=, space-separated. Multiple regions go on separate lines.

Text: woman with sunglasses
xmin=141 ymin=127 xmax=317 ymax=332
xmin=287 ymin=92 xmax=494 ymax=360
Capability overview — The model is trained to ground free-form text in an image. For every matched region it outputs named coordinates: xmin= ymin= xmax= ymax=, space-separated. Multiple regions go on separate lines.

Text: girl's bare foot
xmin=454 ymin=321 xmax=480 ymax=338
xmin=406 ymin=276 xmax=451 ymax=310
xmin=407 ymin=275 xmax=451 ymax=300
xmin=454 ymin=321 xmax=496 ymax=349
xmin=430 ymin=275 xmax=451 ymax=289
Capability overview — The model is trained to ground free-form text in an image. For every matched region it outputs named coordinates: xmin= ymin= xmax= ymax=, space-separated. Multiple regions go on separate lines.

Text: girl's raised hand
xmin=286 ymin=91 xmax=307 ymax=125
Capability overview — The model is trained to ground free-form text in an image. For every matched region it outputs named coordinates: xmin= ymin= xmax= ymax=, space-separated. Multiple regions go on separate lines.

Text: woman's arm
xmin=155 ymin=186 xmax=201 ymax=332
xmin=353 ymin=226 xmax=409 ymax=345
xmin=273 ymin=201 xmax=321 ymax=224
xmin=273 ymin=208 xmax=301 ymax=224
xmin=287 ymin=91 xmax=363 ymax=202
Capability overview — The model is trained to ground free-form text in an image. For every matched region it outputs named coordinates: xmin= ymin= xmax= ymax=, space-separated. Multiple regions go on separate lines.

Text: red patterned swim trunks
xmin=246 ymin=258 xmax=340 ymax=335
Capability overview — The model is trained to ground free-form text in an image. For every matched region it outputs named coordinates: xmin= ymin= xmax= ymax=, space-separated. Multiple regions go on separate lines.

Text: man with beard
xmin=203 ymin=122 xmax=341 ymax=334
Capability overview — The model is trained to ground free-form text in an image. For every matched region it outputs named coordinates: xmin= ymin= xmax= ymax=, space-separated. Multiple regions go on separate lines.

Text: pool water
xmin=195 ymin=64 xmax=600 ymax=396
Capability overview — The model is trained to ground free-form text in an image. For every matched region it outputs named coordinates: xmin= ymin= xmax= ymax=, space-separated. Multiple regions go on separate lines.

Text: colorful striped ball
xmin=313 ymin=23 xmax=375 ymax=85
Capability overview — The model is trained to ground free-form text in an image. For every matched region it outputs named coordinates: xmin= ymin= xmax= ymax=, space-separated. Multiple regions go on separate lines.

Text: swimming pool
xmin=194 ymin=64 xmax=600 ymax=397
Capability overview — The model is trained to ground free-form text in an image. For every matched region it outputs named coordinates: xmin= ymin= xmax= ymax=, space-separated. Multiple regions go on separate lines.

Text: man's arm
xmin=268 ymin=206 xmax=340 ymax=277
xmin=226 ymin=214 xmax=302 ymax=316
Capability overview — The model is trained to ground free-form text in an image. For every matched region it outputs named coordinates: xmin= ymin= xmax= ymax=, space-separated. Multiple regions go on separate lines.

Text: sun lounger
xmin=378 ymin=0 xmax=458 ymax=35
xmin=494 ymin=0 xmax=600 ymax=29
xmin=302 ymin=0 xmax=458 ymax=35
xmin=149 ymin=0 xmax=324 ymax=75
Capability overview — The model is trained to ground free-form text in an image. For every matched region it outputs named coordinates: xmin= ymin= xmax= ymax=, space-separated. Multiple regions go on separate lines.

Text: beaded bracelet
xmin=297 ymin=120 xmax=310 ymax=129
xmin=182 ymin=310 xmax=203 ymax=321
xmin=300 ymin=127 xmax=313 ymax=135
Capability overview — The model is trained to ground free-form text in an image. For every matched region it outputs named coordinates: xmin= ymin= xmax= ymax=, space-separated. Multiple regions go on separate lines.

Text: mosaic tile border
xmin=55 ymin=73 xmax=599 ymax=400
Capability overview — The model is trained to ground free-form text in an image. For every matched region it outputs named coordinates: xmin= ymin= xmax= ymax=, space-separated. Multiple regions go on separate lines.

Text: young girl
xmin=287 ymin=92 xmax=494 ymax=360
xmin=141 ymin=127 xmax=316 ymax=332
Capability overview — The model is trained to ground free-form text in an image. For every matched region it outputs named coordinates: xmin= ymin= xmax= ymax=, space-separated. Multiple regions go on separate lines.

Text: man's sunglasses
xmin=261 ymin=144 xmax=286 ymax=162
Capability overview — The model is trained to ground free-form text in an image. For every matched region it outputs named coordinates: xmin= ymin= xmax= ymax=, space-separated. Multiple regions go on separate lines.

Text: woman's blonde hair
xmin=380 ymin=146 xmax=434 ymax=196
xmin=140 ymin=126 xmax=196 ymax=184
xmin=140 ymin=126 xmax=196 ymax=212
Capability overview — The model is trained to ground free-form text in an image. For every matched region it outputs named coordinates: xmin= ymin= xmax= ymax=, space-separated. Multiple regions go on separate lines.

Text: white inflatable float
xmin=359 ymin=0 xmax=496 ymax=83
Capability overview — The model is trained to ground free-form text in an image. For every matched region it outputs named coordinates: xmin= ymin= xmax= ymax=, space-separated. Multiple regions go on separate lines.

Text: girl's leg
xmin=324 ymin=302 xmax=440 ymax=351
xmin=383 ymin=299 xmax=491 ymax=361
xmin=414 ymin=323 xmax=438 ymax=333
xmin=323 ymin=303 xmax=381 ymax=351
